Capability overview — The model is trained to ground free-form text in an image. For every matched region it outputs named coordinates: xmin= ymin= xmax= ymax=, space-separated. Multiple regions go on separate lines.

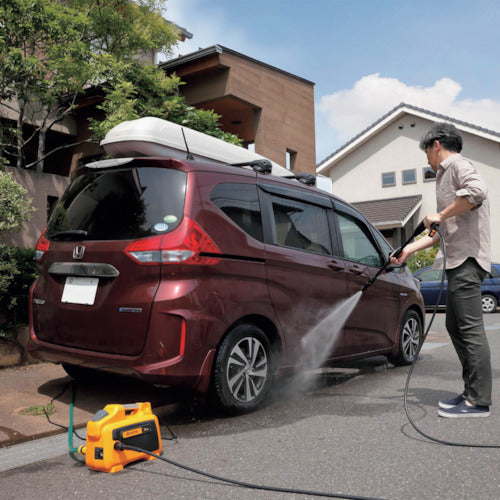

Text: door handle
xmin=348 ymin=264 xmax=366 ymax=275
xmin=327 ymin=259 xmax=344 ymax=271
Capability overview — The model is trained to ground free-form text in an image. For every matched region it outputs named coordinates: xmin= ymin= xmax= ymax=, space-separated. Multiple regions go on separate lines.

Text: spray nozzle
xmin=360 ymin=220 xmax=440 ymax=294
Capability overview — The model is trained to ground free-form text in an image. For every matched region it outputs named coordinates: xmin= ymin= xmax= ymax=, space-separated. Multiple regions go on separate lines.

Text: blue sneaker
xmin=438 ymin=393 xmax=465 ymax=409
xmin=438 ymin=400 xmax=490 ymax=418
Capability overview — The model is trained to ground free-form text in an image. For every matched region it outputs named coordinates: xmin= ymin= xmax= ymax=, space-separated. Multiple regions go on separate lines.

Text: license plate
xmin=61 ymin=276 xmax=99 ymax=305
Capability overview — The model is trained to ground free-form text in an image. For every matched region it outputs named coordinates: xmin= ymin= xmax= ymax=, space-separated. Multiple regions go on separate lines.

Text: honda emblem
xmin=73 ymin=245 xmax=85 ymax=260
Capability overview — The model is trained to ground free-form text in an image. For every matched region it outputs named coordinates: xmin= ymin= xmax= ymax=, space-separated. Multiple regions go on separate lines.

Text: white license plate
xmin=61 ymin=276 xmax=99 ymax=305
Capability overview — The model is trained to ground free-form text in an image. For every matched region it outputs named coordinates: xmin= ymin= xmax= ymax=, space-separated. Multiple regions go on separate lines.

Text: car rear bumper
xmin=25 ymin=325 xmax=216 ymax=393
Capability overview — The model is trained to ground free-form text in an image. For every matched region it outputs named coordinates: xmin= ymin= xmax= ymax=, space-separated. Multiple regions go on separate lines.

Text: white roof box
xmin=101 ymin=117 xmax=291 ymax=177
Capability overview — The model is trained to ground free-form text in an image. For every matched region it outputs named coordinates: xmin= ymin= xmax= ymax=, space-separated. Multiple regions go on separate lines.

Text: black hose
xmin=403 ymin=225 xmax=500 ymax=448
xmin=116 ymin=443 xmax=386 ymax=500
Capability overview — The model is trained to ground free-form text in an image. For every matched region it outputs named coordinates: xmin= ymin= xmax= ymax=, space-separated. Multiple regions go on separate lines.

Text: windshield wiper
xmin=49 ymin=230 xmax=88 ymax=241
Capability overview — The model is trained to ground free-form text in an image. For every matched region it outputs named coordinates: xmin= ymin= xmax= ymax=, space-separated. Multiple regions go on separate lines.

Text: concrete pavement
xmin=0 ymin=312 xmax=495 ymax=453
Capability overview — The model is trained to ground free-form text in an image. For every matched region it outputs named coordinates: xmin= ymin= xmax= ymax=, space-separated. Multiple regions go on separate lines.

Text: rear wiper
xmin=49 ymin=230 xmax=88 ymax=241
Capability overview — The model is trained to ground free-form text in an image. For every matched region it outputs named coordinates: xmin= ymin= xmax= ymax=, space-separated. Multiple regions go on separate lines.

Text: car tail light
xmin=35 ymin=227 xmax=50 ymax=262
xmin=126 ymin=217 xmax=222 ymax=265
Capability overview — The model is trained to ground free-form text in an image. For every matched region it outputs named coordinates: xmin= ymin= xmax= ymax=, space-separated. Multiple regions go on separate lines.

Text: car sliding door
xmin=259 ymin=183 xmax=348 ymax=367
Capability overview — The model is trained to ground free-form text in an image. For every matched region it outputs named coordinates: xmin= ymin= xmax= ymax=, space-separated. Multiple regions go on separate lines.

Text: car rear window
xmin=46 ymin=167 xmax=187 ymax=241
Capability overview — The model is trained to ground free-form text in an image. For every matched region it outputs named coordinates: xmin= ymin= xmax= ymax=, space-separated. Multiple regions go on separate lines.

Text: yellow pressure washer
xmin=77 ymin=402 xmax=162 ymax=473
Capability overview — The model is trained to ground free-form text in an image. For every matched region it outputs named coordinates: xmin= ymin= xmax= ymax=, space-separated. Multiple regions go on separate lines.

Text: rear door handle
xmin=348 ymin=264 xmax=366 ymax=276
xmin=327 ymin=259 xmax=344 ymax=271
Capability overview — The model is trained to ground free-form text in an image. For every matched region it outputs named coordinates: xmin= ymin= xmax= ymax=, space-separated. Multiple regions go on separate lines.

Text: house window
xmin=286 ymin=149 xmax=297 ymax=171
xmin=423 ymin=166 xmax=436 ymax=181
xmin=402 ymin=169 xmax=416 ymax=184
xmin=382 ymin=172 xmax=396 ymax=187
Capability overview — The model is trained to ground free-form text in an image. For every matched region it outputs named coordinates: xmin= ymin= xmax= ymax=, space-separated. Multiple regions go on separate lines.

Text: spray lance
xmin=361 ymin=220 xmax=438 ymax=292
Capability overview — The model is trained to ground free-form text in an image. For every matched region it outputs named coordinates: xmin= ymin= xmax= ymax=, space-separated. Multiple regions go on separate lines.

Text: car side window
xmin=210 ymin=183 xmax=264 ymax=242
xmin=270 ymin=196 xmax=332 ymax=255
xmin=336 ymin=211 xmax=383 ymax=267
xmin=418 ymin=269 xmax=443 ymax=281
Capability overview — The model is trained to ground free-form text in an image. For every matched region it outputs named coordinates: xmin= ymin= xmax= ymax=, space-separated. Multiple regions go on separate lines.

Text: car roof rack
xmin=284 ymin=172 xmax=316 ymax=186
xmin=229 ymin=159 xmax=272 ymax=173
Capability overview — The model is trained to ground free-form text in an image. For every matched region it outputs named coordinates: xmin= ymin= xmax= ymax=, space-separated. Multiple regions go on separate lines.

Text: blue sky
xmin=165 ymin=0 xmax=500 ymax=164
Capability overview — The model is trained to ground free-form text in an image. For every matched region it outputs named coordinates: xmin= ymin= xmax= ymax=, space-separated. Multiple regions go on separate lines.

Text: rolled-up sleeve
xmin=454 ymin=160 xmax=487 ymax=207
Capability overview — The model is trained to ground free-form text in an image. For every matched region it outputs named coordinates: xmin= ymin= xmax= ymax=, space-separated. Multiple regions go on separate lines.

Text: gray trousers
xmin=445 ymin=258 xmax=492 ymax=406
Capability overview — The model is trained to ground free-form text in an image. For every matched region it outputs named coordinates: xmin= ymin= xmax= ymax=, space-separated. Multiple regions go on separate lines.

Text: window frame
xmin=423 ymin=166 xmax=436 ymax=182
xmin=209 ymin=182 xmax=264 ymax=242
xmin=258 ymin=182 xmax=337 ymax=256
xmin=382 ymin=171 xmax=396 ymax=187
xmin=402 ymin=168 xmax=416 ymax=185
xmin=331 ymin=201 xmax=387 ymax=268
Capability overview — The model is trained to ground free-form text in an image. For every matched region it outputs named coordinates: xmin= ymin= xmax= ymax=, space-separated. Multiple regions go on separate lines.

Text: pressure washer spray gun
xmin=361 ymin=220 xmax=439 ymax=292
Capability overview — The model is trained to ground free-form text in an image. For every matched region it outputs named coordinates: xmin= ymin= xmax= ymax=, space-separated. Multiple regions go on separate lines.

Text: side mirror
xmin=385 ymin=262 xmax=406 ymax=272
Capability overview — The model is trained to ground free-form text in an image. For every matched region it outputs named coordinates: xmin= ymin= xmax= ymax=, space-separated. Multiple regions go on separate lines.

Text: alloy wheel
xmin=226 ymin=336 xmax=268 ymax=403
xmin=401 ymin=316 xmax=421 ymax=360
xmin=481 ymin=294 xmax=497 ymax=314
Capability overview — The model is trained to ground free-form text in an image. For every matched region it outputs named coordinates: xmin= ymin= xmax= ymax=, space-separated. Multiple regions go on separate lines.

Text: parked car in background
xmin=413 ymin=263 xmax=500 ymax=313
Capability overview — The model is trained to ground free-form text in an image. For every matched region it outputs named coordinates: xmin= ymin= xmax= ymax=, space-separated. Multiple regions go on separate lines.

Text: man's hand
xmin=390 ymin=246 xmax=412 ymax=266
xmin=424 ymin=213 xmax=443 ymax=229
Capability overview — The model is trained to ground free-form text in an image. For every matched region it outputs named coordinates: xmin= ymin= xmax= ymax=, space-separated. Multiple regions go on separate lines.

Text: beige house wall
xmin=321 ymin=113 xmax=500 ymax=263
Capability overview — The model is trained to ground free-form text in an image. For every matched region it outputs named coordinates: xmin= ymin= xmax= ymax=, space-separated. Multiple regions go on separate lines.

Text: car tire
xmin=388 ymin=310 xmax=422 ymax=366
xmin=213 ymin=324 xmax=274 ymax=413
xmin=481 ymin=294 xmax=497 ymax=314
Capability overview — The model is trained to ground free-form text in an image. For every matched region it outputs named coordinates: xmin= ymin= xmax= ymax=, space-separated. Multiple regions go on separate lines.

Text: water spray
xmin=297 ymin=220 xmax=437 ymax=390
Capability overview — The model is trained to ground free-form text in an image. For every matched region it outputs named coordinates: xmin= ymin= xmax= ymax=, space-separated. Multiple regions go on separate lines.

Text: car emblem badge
xmin=73 ymin=245 xmax=85 ymax=260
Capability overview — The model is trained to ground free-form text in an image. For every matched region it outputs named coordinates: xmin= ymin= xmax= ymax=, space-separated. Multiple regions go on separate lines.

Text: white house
xmin=317 ymin=103 xmax=500 ymax=262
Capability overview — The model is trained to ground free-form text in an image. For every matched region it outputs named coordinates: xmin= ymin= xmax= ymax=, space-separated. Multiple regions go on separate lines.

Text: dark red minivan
xmin=28 ymin=156 xmax=425 ymax=412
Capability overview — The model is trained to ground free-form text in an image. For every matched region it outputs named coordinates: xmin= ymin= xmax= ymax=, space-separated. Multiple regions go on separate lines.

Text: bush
xmin=406 ymin=241 xmax=439 ymax=273
xmin=0 ymin=170 xmax=34 ymax=233
xmin=0 ymin=247 xmax=38 ymax=340
xmin=0 ymin=246 xmax=38 ymax=341
xmin=0 ymin=168 xmax=36 ymax=341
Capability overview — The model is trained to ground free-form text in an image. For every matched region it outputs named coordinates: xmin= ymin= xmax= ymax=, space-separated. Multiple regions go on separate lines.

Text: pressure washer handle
xmin=429 ymin=222 xmax=439 ymax=237
xmin=361 ymin=221 xmax=439 ymax=293
xmin=391 ymin=245 xmax=404 ymax=259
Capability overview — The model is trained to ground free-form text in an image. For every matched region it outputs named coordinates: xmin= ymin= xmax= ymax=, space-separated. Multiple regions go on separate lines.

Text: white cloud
xmin=318 ymin=73 xmax=500 ymax=146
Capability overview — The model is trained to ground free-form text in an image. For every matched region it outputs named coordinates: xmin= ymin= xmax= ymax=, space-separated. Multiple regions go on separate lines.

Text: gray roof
xmin=318 ymin=102 xmax=500 ymax=167
xmin=352 ymin=194 xmax=422 ymax=228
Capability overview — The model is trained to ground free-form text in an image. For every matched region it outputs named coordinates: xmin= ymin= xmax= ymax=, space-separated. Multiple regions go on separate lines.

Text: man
xmin=391 ymin=122 xmax=491 ymax=418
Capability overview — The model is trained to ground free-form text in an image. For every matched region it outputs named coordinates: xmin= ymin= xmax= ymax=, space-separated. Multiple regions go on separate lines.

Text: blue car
xmin=414 ymin=263 xmax=500 ymax=313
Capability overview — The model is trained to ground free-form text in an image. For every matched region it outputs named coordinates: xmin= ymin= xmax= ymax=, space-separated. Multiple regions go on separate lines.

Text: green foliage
xmin=1 ymin=0 xmax=241 ymax=170
xmin=0 ymin=170 xmax=35 ymax=340
xmin=88 ymin=60 xmax=242 ymax=146
xmin=406 ymin=240 xmax=439 ymax=273
xmin=0 ymin=170 xmax=35 ymax=233
xmin=0 ymin=247 xmax=37 ymax=341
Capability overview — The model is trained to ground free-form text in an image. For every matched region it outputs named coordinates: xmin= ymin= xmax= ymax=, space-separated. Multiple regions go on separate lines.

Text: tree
xmin=0 ymin=0 xmax=240 ymax=172
xmin=0 ymin=0 xmax=93 ymax=170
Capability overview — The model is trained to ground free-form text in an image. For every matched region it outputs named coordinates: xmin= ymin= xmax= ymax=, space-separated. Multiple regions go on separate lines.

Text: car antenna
xmin=181 ymin=128 xmax=195 ymax=160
